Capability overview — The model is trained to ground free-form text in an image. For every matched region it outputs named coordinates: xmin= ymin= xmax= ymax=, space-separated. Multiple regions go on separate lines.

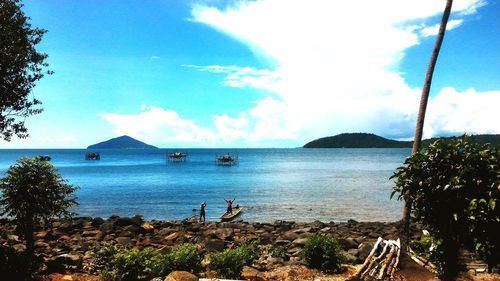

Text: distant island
xmin=87 ymin=135 xmax=158 ymax=149
xmin=303 ymin=133 xmax=500 ymax=148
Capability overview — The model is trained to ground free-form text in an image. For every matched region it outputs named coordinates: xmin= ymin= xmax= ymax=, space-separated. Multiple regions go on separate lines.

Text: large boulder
xmin=164 ymin=271 xmax=198 ymax=281
xmin=204 ymin=239 xmax=225 ymax=252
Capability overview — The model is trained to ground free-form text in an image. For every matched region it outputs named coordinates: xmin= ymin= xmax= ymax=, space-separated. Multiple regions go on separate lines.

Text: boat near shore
xmin=220 ymin=206 xmax=242 ymax=221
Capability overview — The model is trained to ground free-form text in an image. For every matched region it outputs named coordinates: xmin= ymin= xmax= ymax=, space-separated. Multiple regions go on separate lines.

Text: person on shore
xmin=224 ymin=198 xmax=235 ymax=214
xmin=200 ymin=201 xmax=206 ymax=222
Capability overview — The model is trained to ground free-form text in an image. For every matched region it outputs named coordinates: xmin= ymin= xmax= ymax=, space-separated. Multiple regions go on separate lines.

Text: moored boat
xmin=220 ymin=206 xmax=242 ymax=221
xmin=85 ymin=152 xmax=100 ymax=160
xmin=167 ymin=152 xmax=188 ymax=162
xmin=215 ymin=154 xmax=239 ymax=166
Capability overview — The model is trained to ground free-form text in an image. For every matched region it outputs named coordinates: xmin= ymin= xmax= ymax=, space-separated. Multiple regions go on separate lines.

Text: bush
xmin=391 ymin=136 xmax=499 ymax=279
xmin=92 ymin=243 xmax=200 ymax=281
xmin=303 ymin=234 xmax=345 ymax=272
xmin=0 ymin=157 xmax=78 ymax=276
xmin=208 ymin=242 xmax=260 ymax=279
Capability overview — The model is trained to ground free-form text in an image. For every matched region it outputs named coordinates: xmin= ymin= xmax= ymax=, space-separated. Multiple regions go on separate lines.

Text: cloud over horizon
xmin=100 ymin=0 xmax=499 ymax=147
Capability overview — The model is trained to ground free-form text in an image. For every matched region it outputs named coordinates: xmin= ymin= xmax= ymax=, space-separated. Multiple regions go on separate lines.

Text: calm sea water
xmin=0 ymin=148 xmax=409 ymax=222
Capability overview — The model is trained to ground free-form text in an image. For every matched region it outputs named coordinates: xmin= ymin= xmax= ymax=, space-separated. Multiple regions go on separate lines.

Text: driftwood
xmin=351 ymin=238 xmax=401 ymax=280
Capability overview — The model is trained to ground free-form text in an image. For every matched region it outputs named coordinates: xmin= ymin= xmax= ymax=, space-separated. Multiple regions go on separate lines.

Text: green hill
xmin=87 ymin=135 xmax=157 ymax=149
xmin=303 ymin=133 xmax=500 ymax=148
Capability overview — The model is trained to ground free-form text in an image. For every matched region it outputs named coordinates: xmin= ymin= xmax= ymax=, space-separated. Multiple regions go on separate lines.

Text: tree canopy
xmin=0 ymin=0 xmax=52 ymax=141
xmin=0 ymin=157 xmax=78 ymax=277
xmin=391 ymin=136 xmax=499 ymax=279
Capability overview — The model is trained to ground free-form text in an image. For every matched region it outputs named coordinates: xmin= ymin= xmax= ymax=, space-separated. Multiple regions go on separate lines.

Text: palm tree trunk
xmin=402 ymin=0 xmax=453 ymax=242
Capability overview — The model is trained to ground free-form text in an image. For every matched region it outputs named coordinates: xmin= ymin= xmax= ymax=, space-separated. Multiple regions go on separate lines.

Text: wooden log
xmin=377 ymin=244 xmax=396 ymax=279
xmin=352 ymin=237 xmax=383 ymax=279
xmin=388 ymin=240 xmax=401 ymax=279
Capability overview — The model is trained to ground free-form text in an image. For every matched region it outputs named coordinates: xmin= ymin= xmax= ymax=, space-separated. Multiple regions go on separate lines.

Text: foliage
xmin=303 ymin=234 xmax=345 ymax=272
xmin=90 ymin=242 xmax=123 ymax=274
xmin=410 ymin=234 xmax=444 ymax=273
xmin=0 ymin=157 xmax=78 ymax=276
xmin=391 ymin=136 xmax=499 ymax=277
xmin=92 ymin=243 xmax=200 ymax=281
xmin=208 ymin=242 xmax=260 ymax=279
xmin=0 ymin=0 xmax=52 ymax=141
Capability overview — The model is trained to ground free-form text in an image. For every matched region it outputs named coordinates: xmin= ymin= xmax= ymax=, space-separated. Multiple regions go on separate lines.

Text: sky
xmin=1 ymin=0 xmax=499 ymax=148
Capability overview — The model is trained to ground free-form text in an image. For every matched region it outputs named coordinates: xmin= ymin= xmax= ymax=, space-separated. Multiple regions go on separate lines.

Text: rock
xmin=292 ymin=238 xmax=307 ymax=246
xmin=281 ymin=231 xmax=299 ymax=241
xmin=164 ymin=271 xmax=198 ymax=281
xmin=204 ymin=239 xmax=225 ymax=252
xmin=164 ymin=232 xmax=179 ymax=242
xmin=339 ymin=238 xmax=359 ymax=250
xmin=241 ymin=266 xmax=267 ymax=281
xmin=114 ymin=217 xmax=136 ymax=227
xmin=347 ymin=219 xmax=359 ymax=225
xmin=116 ymin=236 xmax=131 ymax=246
xmin=54 ymin=253 xmax=82 ymax=266
xmin=131 ymin=215 xmax=144 ymax=225
xmin=99 ymin=222 xmax=114 ymax=234
xmin=92 ymin=217 xmax=105 ymax=226
xmin=7 ymin=234 xmax=20 ymax=242
xmin=82 ymin=230 xmax=100 ymax=237
xmin=35 ymin=240 xmax=50 ymax=248
xmin=12 ymin=243 xmax=26 ymax=252
xmin=358 ymin=243 xmax=373 ymax=260
xmin=142 ymin=223 xmax=155 ymax=233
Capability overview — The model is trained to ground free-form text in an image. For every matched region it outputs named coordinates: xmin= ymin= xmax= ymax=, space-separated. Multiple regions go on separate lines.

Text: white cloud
xmin=184 ymin=0 xmax=497 ymax=144
xmin=419 ymin=19 xmax=464 ymax=37
xmin=97 ymin=0 xmax=497 ymax=147
xmin=426 ymin=88 xmax=500 ymax=137
xmin=150 ymin=55 xmax=161 ymax=60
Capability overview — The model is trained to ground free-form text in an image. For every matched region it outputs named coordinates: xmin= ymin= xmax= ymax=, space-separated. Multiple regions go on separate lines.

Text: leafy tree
xmin=0 ymin=0 xmax=52 ymax=141
xmin=392 ymin=136 xmax=499 ymax=280
xmin=0 ymin=157 xmax=78 ymax=277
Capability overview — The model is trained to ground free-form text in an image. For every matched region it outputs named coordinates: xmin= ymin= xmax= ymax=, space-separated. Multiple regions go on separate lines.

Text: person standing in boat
xmin=224 ymin=198 xmax=236 ymax=214
xmin=200 ymin=201 xmax=206 ymax=222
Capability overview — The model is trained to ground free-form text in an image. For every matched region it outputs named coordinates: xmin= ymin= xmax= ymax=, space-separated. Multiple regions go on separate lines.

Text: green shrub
xmin=303 ymin=234 xmax=345 ymax=272
xmin=92 ymin=243 xmax=201 ymax=281
xmin=90 ymin=242 xmax=123 ymax=273
xmin=105 ymin=248 xmax=158 ymax=281
xmin=391 ymin=136 xmax=499 ymax=278
xmin=168 ymin=243 xmax=200 ymax=272
xmin=208 ymin=242 xmax=260 ymax=279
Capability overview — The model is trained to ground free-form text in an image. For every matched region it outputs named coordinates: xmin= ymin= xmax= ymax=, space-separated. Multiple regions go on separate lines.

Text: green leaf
xmin=489 ymin=199 xmax=496 ymax=210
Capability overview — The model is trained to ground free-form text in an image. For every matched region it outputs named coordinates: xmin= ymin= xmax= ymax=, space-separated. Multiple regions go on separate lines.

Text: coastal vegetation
xmin=208 ymin=241 xmax=260 ymax=279
xmin=391 ymin=136 xmax=499 ymax=280
xmin=0 ymin=156 xmax=78 ymax=279
xmin=92 ymin=243 xmax=200 ymax=281
xmin=303 ymin=132 xmax=500 ymax=148
xmin=303 ymin=234 xmax=345 ymax=272
xmin=0 ymin=0 xmax=52 ymax=141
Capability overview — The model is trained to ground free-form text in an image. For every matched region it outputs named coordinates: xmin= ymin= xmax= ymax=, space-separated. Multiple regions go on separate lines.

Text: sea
xmin=0 ymin=148 xmax=410 ymax=222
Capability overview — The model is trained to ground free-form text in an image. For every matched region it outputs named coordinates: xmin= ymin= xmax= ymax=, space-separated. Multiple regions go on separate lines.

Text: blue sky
xmin=2 ymin=0 xmax=499 ymax=148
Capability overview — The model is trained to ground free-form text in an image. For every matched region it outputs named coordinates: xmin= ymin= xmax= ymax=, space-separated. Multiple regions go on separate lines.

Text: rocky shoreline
xmin=1 ymin=215 xmax=420 ymax=277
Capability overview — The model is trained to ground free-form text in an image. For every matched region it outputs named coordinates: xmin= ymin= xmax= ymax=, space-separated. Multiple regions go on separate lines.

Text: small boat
xmin=220 ymin=206 xmax=243 ymax=221
xmin=167 ymin=152 xmax=188 ymax=162
xmin=215 ymin=154 xmax=239 ymax=166
xmin=39 ymin=155 xmax=51 ymax=161
xmin=85 ymin=152 xmax=100 ymax=160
